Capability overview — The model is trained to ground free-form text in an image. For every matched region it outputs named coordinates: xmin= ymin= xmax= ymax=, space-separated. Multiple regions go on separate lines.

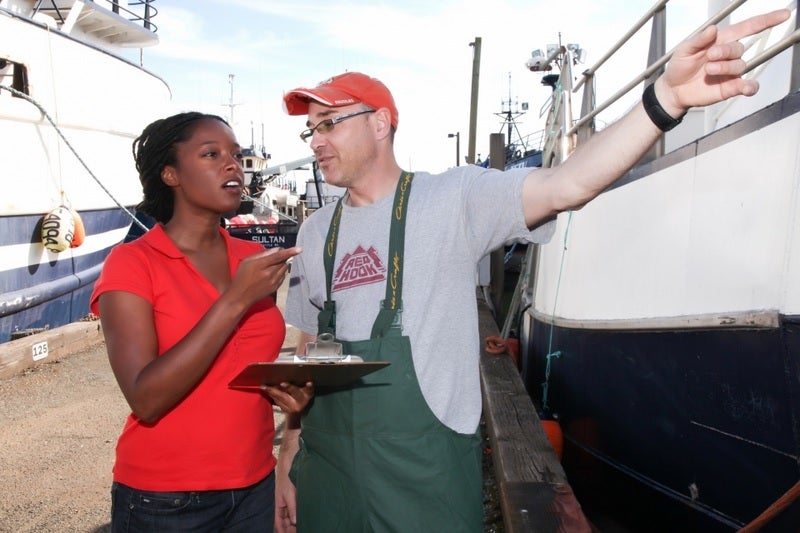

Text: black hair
xmin=132 ymin=111 xmax=229 ymax=223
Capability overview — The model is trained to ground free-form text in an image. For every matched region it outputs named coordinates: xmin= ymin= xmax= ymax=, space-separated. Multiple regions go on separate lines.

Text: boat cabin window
xmin=0 ymin=59 xmax=30 ymax=98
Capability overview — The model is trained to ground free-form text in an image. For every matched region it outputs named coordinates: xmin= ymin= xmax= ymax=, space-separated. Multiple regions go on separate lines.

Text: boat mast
xmin=495 ymin=72 xmax=527 ymax=158
xmin=505 ymin=72 xmax=514 ymax=146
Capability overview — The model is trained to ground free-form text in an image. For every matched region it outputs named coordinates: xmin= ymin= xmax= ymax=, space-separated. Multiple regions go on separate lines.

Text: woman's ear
xmin=161 ymin=166 xmax=178 ymax=186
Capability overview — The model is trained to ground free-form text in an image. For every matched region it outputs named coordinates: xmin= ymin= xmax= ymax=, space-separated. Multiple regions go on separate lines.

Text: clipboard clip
xmin=302 ymin=332 xmax=345 ymax=361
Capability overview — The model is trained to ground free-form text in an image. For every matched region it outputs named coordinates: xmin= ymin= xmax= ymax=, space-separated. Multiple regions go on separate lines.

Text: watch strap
xmin=642 ymin=83 xmax=686 ymax=132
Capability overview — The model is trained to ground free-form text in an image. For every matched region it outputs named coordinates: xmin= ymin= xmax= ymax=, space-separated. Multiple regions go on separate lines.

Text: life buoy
xmin=41 ymin=206 xmax=75 ymax=253
xmin=70 ymin=208 xmax=85 ymax=248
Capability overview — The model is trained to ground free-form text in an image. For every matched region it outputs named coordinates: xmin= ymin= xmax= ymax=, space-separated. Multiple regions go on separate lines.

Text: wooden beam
xmin=478 ymin=297 xmax=592 ymax=532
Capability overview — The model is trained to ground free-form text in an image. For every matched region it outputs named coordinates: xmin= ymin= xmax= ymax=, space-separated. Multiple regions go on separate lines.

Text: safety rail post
xmin=793 ymin=10 xmax=800 ymax=92
xmin=576 ymin=72 xmax=595 ymax=147
xmin=642 ymin=4 xmax=667 ymax=163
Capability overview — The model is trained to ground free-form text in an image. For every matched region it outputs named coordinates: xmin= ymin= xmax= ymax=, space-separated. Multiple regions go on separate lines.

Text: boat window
xmin=0 ymin=59 xmax=30 ymax=98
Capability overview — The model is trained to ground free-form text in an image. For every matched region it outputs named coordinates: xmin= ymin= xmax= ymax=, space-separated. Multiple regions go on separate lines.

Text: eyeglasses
xmin=299 ymin=109 xmax=375 ymax=143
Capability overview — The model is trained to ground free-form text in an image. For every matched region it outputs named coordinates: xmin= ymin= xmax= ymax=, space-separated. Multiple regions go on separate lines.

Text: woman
xmin=91 ymin=112 xmax=310 ymax=532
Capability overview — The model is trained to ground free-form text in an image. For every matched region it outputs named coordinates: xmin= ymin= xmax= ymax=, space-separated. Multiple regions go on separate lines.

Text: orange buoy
xmin=70 ymin=209 xmax=85 ymax=248
xmin=541 ymin=415 xmax=564 ymax=461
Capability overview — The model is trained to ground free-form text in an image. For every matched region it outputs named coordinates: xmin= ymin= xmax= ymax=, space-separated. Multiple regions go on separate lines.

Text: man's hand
xmin=274 ymin=416 xmax=302 ymax=533
xmin=657 ymin=9 xmax=791 ymax=117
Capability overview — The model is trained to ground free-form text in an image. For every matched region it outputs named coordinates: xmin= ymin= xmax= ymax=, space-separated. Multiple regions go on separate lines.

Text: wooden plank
xmin=481 ymin=354 xmax=567 ymax=484
xmin=478 ymin=298 xmax=592 ymax=532
xmin=0 ymin=320 xmax=104 ymax=380
xmin=501 ymin=482 xmax=591 ymax=532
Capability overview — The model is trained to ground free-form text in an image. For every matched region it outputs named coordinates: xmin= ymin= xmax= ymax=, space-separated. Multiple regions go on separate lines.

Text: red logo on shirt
xmin=332 ymin=245 xmax=386 ymax=292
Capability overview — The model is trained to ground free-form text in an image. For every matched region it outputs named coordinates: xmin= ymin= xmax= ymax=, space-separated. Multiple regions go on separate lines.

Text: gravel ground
xmin=0 ymin=283 xmax=295 ymax=533
xmin=0 ymin=345 xmax=291 ymax=533
xmin=0 ymin=343 xmax=125 ymax=532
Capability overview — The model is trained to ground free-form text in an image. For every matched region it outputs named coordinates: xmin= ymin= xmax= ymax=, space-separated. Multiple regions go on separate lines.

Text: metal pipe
xmin=467 ymin=37 xmax=481 ymax=165
xmin=570 ymin=0 xmax=751 ymax=134
xmin=574 ymin=0 xmax=670 ymax=92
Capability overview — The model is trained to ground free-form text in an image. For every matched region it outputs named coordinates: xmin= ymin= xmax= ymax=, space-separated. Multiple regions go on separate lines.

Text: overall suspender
xmin=318 ymin=171 xmax=414 ymax=339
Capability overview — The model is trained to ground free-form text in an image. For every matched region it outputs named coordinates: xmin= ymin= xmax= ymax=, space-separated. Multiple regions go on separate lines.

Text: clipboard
xmin=229 ymin=358 xmax=390 ymax=388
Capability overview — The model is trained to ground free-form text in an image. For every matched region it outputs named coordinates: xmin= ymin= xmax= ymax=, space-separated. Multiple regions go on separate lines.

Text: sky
xmin=122 ymin=0 xmax=773 ymax=175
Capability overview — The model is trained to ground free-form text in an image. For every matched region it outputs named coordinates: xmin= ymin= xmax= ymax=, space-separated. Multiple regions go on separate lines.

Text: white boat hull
xmin=0 ymin=1 xmax=170 ymax=341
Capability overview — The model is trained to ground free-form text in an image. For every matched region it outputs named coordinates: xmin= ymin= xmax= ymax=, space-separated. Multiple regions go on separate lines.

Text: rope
xmin=484 ymin=336 xmax=507 ymax=355
xmin=737 ymin=480 xmax=800 ymax=532
xmin=503 ymin=242 xmax=517 ymax=264
xmin=541 ymin=211 xmax=572 ymax=412
xmin=0 ymin=84 xmax=148 ymax=232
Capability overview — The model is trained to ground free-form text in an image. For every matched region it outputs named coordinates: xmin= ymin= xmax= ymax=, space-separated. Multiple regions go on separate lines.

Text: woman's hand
xmin=227 ymin=246 xmax=301 ymax=308
xmin=263 ymin=381 xmax=314 ymax=414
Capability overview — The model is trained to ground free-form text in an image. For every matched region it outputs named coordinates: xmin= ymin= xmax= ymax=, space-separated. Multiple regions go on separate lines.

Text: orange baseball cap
xmin=283 ymin=72 xmax=399 ymax=129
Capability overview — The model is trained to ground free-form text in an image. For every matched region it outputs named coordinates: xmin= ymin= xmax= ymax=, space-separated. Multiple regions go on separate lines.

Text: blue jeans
xmin=111 ymin=472 xmax=275 ymax=532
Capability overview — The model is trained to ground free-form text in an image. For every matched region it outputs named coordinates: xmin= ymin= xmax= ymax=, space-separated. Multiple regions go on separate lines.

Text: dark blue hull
xmin=506 ymin=150 xmax=542 ymax=170
xmin=520 ymin=312 xmax=800 ymax=530
xmin=227 ymin=220 xmax=299 ymax=249
xmin=0 ymin=209 xmax=133 ymax=343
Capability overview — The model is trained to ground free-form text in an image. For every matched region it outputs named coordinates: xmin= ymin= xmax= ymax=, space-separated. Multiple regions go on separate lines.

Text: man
xmin=275 ymin=9 xmax=790 ymax=532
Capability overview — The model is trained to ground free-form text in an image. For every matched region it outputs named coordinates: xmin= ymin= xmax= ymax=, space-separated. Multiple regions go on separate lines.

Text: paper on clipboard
xmin=228 ymin=355 xmax=391 ymax=388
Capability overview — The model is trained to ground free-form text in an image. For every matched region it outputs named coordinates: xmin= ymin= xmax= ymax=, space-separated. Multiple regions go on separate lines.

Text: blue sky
xmin=129 ymin=0 xmax=718 ymax=172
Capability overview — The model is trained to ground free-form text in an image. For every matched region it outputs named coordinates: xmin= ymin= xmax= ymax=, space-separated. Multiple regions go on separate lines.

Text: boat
xmin=502 ymin=1 xmax=800 ymax=530
xmin=226 ymin=155 xmax=317 ymax=250
xmin=241 ymin=146 xmax=272 ymax=194
xmin=494 ymin=72 xmax=545 ymax=171
xmin=0 ymin=0 xmax=171 ymax=343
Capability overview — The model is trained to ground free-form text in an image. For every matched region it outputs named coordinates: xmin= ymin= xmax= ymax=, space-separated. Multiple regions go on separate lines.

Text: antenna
xmin=494 ymin=72 xmax=527 ymax=157
xmin=502 ymin=72 xmax=517 ymax=144
xmin=224 ymin=74 xmax=242 ymax=125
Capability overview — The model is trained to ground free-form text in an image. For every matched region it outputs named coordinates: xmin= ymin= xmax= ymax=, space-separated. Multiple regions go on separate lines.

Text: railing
xmin=32 ymin=0 xmax=160 ymax=33
xmin=539 ymin=0 xmax=799 ymax=166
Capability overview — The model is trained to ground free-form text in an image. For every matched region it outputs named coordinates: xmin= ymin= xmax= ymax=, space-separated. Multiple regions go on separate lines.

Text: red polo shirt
xmin=91 ymin=225 xmax=282 ymax=491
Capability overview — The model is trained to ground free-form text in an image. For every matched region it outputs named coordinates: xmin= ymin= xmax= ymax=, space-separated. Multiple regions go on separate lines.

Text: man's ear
xmin=374 ymin=108 xmax=393 ymax=140
xmin=161 ymin=166 xmax=178 ymax=186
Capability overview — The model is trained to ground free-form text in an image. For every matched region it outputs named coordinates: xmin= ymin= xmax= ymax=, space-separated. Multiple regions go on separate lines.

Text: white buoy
xmin=41 ymin=206 xmax=75 ymax=252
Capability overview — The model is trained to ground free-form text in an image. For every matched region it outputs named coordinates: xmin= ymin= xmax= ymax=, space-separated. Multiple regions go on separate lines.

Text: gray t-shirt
xmin=285 ymin=165 xmax=554 ymax=434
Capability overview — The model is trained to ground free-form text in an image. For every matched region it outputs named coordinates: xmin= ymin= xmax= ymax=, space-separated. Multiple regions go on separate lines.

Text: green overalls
xmin=290 ymin=173 xmax=483 ymax=532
